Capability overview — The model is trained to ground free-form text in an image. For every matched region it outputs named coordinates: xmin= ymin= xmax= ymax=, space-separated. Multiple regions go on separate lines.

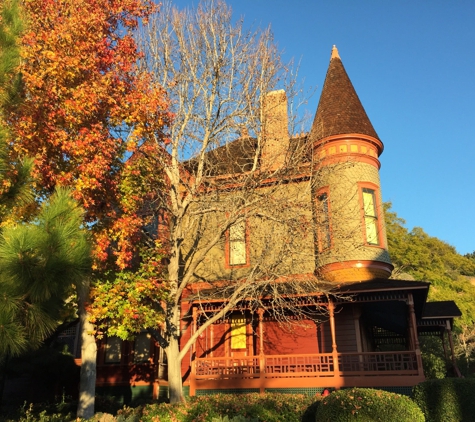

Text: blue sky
xmin=172 ymin=0 xmax=475 ymax=255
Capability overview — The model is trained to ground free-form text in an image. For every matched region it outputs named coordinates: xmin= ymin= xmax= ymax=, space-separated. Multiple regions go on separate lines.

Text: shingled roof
xmin=310 ymin=46 xmax=379 ymax=142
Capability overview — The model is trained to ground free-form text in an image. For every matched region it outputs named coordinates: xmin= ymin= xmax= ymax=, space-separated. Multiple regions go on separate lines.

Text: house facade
xmin=75 ymin=46 xmax=461 ymax=401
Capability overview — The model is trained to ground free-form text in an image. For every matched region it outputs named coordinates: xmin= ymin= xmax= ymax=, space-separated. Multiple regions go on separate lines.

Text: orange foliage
xmin=7 ymin=0 xmax=170 ymax=269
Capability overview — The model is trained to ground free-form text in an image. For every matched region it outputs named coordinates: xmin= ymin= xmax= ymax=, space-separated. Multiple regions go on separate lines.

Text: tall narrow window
xmin=316 ymin=191 xmax=331 ymax=252
xmin=134 ymin=332 xmax=151 ymax=363
xmin=362 ymin=187 xmax=380 ymax=245
xmin=229 ymin=221 xmax=247 ymax=265
xmin=105 ymin=337 xmax=122 ymax=363
xmin=231 ymin=315 xmax=247 ymax=349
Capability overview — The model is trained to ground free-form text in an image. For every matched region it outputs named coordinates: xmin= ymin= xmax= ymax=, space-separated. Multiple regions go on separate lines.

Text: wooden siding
xmin=264 ymin=319 xmax=318 ymax=355
xmin=335 ymin=307 xmax=358 ymax=353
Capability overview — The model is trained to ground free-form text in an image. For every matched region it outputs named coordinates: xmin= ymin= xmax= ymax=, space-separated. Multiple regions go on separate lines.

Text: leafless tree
xmin=456 ymin=324 xmax=475 ymax=371
xmin=135 ymin=0 xmax=351 ymax=402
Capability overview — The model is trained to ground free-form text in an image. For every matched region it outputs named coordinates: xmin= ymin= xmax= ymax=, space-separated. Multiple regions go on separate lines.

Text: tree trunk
xmin=76 ymin=281 xmax=97 ymax=419
xmin=167 ymin=337 xmax=184 ymax=404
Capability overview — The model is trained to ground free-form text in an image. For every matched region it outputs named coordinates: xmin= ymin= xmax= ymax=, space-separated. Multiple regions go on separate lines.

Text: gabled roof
xmin=186 ymin=135 xmax=309 ymax=176
xmin=310 ymin=46 xmax=379 ymax=142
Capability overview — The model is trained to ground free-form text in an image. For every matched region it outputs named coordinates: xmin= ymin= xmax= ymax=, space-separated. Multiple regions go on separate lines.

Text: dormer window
xmin=362 ymin=187 xmax=380 ymax=245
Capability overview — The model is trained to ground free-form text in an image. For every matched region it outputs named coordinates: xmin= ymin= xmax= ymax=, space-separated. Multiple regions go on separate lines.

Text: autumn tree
xmin=90 ymin=0 xmax=335 ymax=403
xmin=5 ymin=0 xmax=169 ymax=417
xmin=0 ymin=1 xmax=91 ymax=404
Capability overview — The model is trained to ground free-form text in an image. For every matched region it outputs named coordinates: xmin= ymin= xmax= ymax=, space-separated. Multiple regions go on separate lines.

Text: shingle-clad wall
xmin=188 ymin=179 xmax=316 ymax=283
xmin=313 ymin=157 xmax=391 ymax=276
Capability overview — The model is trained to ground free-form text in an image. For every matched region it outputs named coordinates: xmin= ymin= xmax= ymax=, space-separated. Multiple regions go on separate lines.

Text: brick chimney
xmin=261 ymin=90 xmax=289 ymax=170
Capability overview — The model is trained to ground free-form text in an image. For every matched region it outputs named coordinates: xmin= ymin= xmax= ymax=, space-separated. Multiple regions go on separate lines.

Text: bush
xmin=211 ymin=416 xmax=258 ymax=422
xmin=315 ymin=388 xmax=425 ymax=421
xmin=117 ymin=393 xmax=315 ymax=422
xmin=412 ymin=378 xmax=475 ymax=422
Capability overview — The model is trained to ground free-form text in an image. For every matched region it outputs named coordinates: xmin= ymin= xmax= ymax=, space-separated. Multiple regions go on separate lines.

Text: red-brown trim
xmin=313 ymin=133 xmax=384 ymax=155
xmin=313 ymin=133 xmax=383 ymax=169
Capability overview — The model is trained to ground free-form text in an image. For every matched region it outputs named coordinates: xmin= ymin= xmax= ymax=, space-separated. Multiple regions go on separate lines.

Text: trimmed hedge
xmin=412 ymin=378 xmax=475 ymax=422
xmin=315 ymin=388 xmax=425 ymax=421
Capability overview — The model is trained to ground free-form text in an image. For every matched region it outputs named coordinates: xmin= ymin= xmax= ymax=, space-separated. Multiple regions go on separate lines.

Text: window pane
xmin=317 ymin=192 xmax=331 ymax=251
xmin=134 ymin=332 xmax=151 ymax=363
xmin=230 ymin=241 xmax=246 ymax=265
xmin=363 ymin=189 xmax=376 ymax=217
xmin=105 ymin=337 xmax=122 ymax=363
xmin=229 ymin=221 xmax=247 ymax=265
xmin=365 ymin=216 xmax=379 ymax=245
xmin=362 ymin=188 xmax=380 ymax=245
xmin=231 ymin=316 xmax=246 ymax=349
xmin=230 ymin=221 xmax=245 ymax=241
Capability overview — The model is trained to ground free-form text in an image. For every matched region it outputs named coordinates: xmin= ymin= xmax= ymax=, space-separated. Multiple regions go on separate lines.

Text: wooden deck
xmin=189 ymin=351 xmax=425 ymax=394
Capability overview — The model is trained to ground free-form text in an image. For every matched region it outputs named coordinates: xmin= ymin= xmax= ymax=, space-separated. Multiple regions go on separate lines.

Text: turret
xmin=311 ymin=46 xmax=393 ymax=282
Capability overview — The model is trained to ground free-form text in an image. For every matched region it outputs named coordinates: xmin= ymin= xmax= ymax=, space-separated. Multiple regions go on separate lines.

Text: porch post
xmin=190 ymin=307 xmax=198 ymax=396
xmin=190 ymin=360 xmax=196 ymax=397
xmin=407 ymin=293 xmax=423 ymax=376
xmin=192 ymin=307 xmax=198 ymax=358
xmin=328 ymin=300 xmax=339 ymax=374
xmin=257 ymin=308 xmax=265 ymax=394
xmin=441 ymin=330 xmax=449 ymax=362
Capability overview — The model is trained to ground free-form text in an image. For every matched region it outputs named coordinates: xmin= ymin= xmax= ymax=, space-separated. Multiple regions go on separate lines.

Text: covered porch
xmin=187 ymin=280 xmax=435 ymax=395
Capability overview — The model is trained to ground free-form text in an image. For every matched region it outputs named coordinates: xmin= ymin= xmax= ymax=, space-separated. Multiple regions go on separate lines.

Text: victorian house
xmin=61 ymin=46 xmax=461 ymax=401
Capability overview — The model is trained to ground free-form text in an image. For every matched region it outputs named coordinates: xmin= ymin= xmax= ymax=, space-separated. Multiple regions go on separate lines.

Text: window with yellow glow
xmin=231 ymin=315 xmax=247 ymax=349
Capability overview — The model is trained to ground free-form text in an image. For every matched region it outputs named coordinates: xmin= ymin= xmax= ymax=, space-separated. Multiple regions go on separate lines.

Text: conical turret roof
xmin=310 ymin=46 xmax=379 ymax=142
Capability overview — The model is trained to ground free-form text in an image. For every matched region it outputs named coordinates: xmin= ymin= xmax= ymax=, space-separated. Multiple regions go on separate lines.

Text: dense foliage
xmin=0 ymin=393 xmax=317 ymax=422
xmin=315 ymin=388 xmax=425 ymax=422
xmin=385 ymin=203 xmax=475 ymax=373
xmin=7 ymin=0 xmax=169 ymax=270
xmin=2 ymin=0 xmax=170 ymax=416
xmin=412 ymin=378 xmax=475 ymax=422
xmin=0 ymin=188 xmax=90 ymax=357
xmin=116 ymin=393 xmax=315 ymax=422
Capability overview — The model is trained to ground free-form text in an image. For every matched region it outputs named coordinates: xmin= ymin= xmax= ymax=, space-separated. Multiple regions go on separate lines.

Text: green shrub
xmin=0 ymin=401 xmax=74 ymax=422
xmin=211 ymin=416 xmax=258 ymax=422
xmin=315 ymin=388 xmax=425 ymax=421
xmin=117 ymin=393 xmax=315 ymax=422
xmin=412 ymin=378 xmax=475 ymax=422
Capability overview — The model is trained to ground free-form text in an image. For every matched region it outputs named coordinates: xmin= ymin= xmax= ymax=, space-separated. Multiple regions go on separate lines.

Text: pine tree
xmin=0 ymin=188 xmax=91 ymax=357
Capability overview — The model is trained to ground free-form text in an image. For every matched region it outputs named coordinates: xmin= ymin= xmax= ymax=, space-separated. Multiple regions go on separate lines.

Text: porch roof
xmin=422 ymin=301 xmax=462 ymax=319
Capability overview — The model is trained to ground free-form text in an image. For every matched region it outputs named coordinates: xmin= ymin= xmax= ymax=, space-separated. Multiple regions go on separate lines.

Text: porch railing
xmin=193 ymin=351 xmax=419 ymax=381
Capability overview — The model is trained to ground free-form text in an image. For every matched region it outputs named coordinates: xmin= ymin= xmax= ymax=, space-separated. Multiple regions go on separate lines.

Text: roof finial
xmin=331 ymin=45 xmax=340 ymax=60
